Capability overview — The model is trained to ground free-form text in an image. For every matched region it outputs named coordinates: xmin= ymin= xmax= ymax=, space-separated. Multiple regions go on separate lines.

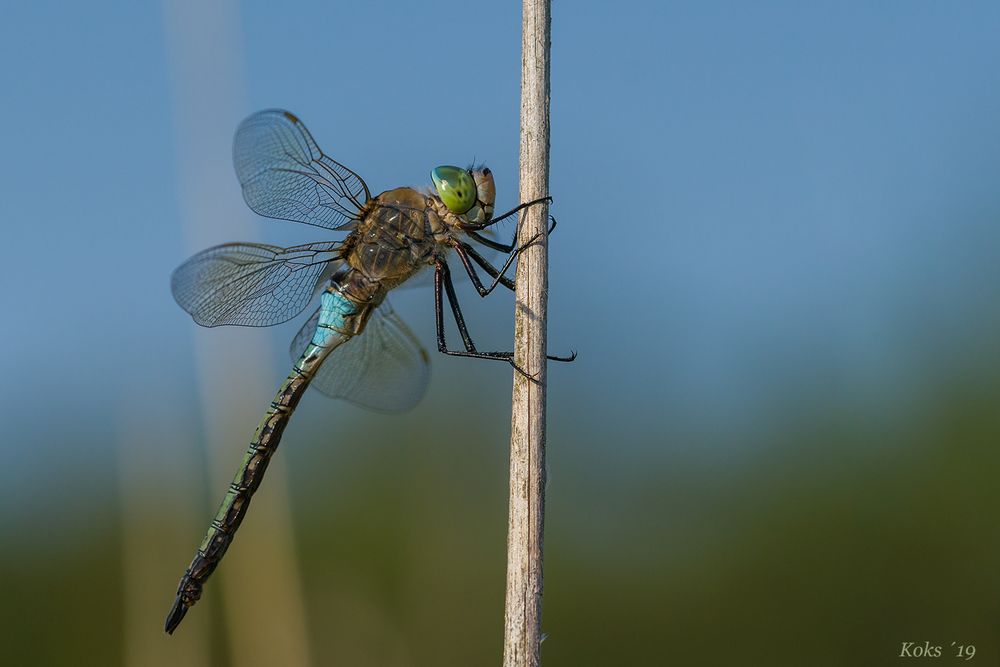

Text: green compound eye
xmin=431 ymin=166 xmax=477 ymax=214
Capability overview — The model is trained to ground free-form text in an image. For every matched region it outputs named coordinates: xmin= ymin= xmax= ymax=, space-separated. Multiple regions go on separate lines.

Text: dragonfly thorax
xmin=343 ymin=187 xmax=446 ymax=291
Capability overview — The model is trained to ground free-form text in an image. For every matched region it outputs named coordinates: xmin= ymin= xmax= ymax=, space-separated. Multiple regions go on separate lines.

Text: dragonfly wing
xmin=172 ymin=242 xmax=343 ymax=327
xmin=290 ymin=300 xmax=431 ymax=413
xmin=234 ymin=109 xmax=371 ymax=231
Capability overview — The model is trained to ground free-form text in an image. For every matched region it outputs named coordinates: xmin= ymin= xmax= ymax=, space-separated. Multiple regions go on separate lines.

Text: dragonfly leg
xmin=475 ymin=195 xmax=551 ymax=230
xmin=462 ymin=243 xmax=515 ymax=292
xmin=453 ymin=242 xmax=515 ymax=296
xmin=435 ymin=259 xmax=486 ymax=354
xmin=458 ymin=215 xmax=558 ymax=295
xmin=466 ymin=214 xmax=557 ymax=254
xmin=433 ymin=261 xmax=576 ymax=378
xmin=454 ymin=232 xmax=545 ymax=298
xmin=458 ymin=195 xmax=552 ymax=232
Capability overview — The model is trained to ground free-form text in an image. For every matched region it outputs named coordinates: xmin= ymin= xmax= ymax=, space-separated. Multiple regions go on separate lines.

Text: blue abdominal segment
xmin=312 ymin=290 xmax=357 ymax=347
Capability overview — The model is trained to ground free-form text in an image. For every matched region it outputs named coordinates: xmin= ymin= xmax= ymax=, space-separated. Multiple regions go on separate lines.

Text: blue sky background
xmin=4 ymin=0 xmax=1000 ymax=464
xmin=3 ymin=1 xmax=1000 ymax=664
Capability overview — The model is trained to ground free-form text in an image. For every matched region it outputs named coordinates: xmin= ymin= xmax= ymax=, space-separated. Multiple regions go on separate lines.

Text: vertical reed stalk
xmin=503 ymin=1 xmax=551 ymax=665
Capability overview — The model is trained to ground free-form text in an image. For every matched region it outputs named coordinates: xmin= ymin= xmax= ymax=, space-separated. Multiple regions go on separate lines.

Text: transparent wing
xmin=172 ymin=242 xmax=342 ymax=327
xmin=290 ymin=300 xmax=431 ymax=413
xmin=234 ymin=109 xmax=371 ymax=231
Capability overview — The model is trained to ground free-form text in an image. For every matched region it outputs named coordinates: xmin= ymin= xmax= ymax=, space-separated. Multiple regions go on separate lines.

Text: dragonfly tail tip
xmin=164 ymin=597 xmax=189 ymax=635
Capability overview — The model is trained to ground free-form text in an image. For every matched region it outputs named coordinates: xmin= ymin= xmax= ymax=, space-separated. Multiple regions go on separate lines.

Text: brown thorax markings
xmin=339 ymin=187 xmax=478 ymax=291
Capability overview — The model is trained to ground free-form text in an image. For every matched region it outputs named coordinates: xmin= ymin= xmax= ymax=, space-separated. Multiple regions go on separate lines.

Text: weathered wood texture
xmin=503 ymin=0 xmax=551 ymax=665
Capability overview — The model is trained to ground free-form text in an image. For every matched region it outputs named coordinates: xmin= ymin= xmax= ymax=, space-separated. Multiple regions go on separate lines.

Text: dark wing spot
xmin=283 ymin=111 xmax=299 ymax=123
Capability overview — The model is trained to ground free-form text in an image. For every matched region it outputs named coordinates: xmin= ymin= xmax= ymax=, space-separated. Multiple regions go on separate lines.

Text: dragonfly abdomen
xmin=309 ymin=289 xmax=361 ymax=346
xmin=165 ymin=289 xmax=370 ymax=634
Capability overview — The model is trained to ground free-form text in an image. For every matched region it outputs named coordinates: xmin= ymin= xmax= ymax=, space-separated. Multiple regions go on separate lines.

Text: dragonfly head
xmin=431 ymin=165 xmax=495 ymax=224
xmin=467 ymin=166 xmax=496 ymax=225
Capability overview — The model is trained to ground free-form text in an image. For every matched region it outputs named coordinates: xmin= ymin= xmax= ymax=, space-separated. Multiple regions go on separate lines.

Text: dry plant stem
xmin=503 ymin=0 xmax=551 ymax=665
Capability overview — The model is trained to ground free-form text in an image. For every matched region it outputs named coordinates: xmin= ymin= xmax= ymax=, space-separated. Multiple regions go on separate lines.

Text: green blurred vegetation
xmin=4 ymin=349 xmax=1000 ymax=666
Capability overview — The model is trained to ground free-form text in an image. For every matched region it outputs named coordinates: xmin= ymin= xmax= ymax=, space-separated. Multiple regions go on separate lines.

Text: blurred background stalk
xmin=160 ymin=1 xmax=311 ymax=664
xmin=117 ymin=395 xmax=209 ymax=667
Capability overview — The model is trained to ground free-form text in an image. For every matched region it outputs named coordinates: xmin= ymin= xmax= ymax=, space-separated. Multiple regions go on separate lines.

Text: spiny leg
xmin=458 ymin=214 xmax=559 ymax=297
xmin=433 ymin=261 xmax=576 ymax=374
xmin=455 ymin=232 xmax=545 ymax=297
xmin=459 ymin=195 xmax=552 ymax=232
xmin=490 ymin=196 xmax=552 ymax=227
xmin=454 ymin=242 xmax=514 ymax=295
xmin=463 ymin=243 xmax=515 ymax=291
xmin=466 ymin=215 xmax=558 ymax=254
xmin=435 ymin=259 xmax=496 ymax=358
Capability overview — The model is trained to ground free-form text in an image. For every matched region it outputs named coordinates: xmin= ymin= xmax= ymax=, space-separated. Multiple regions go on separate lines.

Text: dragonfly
xmin=165 ymin=109 xmax=574 ymax=633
